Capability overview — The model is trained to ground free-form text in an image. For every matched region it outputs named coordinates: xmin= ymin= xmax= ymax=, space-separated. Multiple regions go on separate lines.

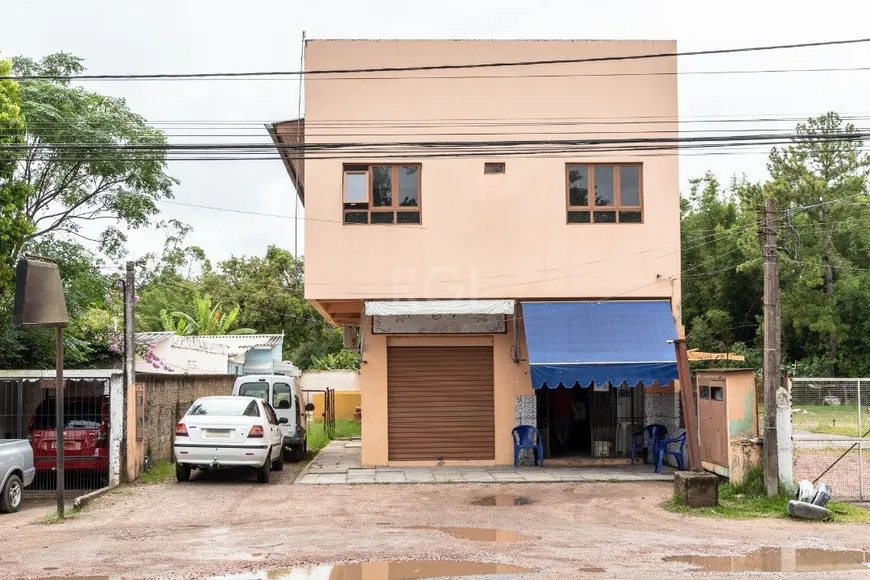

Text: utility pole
xmin=122 ymin=261 xmax=136 ymax=480
xmin=763 ymin=198 xmax=782 ymax=496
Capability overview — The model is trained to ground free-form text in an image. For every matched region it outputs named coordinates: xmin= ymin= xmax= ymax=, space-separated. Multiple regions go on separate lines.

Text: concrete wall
xmin=137 ymin=374 xmax=236 ymax=463
xmin=300 ymin=369 xmax=361 ymax=392
xmin=309 ymin=392 xmax=361 ymax=421
xmin=303 ymin=39 xmax=680 ymax=304
xmin=136 ymin=339 xmax=229 ymax=374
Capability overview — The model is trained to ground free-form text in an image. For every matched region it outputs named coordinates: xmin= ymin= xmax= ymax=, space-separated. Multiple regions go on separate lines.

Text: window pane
xmin=620 ymin=166 xmax=640 ymax=206
xmin=238 ymin=383 xmax=268 ymax=401
xmin=372 ymin=166 xmax=392 ymax=207
xmin=619 ymin=211 xmax=642 ymax=223
xmin=567 ymin=211 xmax=591 ymax=224
xmin=344 ymin=211 xmax=368 ymax=224
xmin=273 ymin=383 xmax=291 ymax=409
xmin=594 ymin=165 xmax=614 ymax=206
xmin=344 ymin=172 xmax=368 ymax=202
xmin=371 ymin=212 xmax=394 ymax=224
xmin=398 ymin=166 xmax=419 ymax=207
xmin=396 ymin=211 xmax=421 ymax=224
xmin=188 ymin=398 xmax=259 ymax=417
xmin=568 ymin=165 xmax=589 ymax=206
xmin=593 ymin=211 xmax=616 ymax=223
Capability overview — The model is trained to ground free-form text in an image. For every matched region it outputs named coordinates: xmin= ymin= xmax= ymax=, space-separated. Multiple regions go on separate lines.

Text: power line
xmin=5 ymin=37 xmax=870 ymax=81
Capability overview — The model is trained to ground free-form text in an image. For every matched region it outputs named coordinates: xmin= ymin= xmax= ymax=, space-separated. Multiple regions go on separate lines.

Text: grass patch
xmin=812 ymin=425 xmax=863 ymax=437
xmin=138 ymin=460 xmax=176 ymax=484
xmin=41 ymin=509 xmax=80 ymax=524
xmin=664 ymin=468 xmax=870 ymax=523
xmin=307 ymin=419 xmax=361 ymax=454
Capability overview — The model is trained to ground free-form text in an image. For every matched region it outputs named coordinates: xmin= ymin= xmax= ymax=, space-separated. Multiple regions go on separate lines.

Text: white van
xmin=231 ymin=375 xmax=312 ymax=461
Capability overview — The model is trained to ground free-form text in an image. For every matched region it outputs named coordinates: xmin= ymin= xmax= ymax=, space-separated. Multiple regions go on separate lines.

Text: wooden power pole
xmin=763 ymin=198 xmax=782 ymax=496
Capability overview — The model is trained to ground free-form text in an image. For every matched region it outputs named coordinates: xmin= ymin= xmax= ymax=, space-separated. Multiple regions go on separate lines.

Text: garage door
xmin=387 ymin=346 xmax=494 ymax=461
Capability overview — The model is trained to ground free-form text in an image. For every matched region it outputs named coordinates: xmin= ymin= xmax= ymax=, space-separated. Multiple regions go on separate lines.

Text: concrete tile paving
xmin=296 ymin=440 xmax=674 ymax=485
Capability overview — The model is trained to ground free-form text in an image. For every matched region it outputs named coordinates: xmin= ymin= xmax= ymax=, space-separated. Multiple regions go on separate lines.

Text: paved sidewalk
xmin=296 ymin=440 xmax=674 ymax=484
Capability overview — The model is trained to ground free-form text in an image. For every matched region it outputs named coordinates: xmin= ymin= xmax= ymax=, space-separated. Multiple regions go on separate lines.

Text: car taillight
xmin=247 ymin=425 xmax=264 ymax=438
xmin=175 ymin=423 xmax=188 ymax=437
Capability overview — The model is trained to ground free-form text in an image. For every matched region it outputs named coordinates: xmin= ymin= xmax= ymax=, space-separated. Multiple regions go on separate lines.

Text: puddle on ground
xmin=210 ymin=560 xmax=534 ymax=579
xmin=665 ymin=547 xmax=870 ymax=572
xmin=577 ymin=568 xmax=606 ymax=573
xmin=471 ymin=494 xmax=532 ymax=506
xmin=415 ymin=526 xmax=535 ymax=542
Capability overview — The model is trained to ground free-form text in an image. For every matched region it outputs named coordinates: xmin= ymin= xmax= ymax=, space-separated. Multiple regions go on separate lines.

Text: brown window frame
xmin=565 ymin=163 xmax=643 ymax=225
xmin=342 ymin=163 xmax=422 ymax=225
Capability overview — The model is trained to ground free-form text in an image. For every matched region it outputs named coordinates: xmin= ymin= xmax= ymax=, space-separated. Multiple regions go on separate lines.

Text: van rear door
xmin=271 ymin=380 xmax=295 ymax=434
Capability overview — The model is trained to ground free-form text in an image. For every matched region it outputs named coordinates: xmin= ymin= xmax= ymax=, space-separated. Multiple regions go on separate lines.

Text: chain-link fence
xmin=791 ymin=378 xmax=869 ymax=501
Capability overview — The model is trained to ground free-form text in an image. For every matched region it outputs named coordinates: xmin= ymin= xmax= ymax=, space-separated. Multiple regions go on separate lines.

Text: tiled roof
xmin=135 ymin=331 xmax=175 ymax=345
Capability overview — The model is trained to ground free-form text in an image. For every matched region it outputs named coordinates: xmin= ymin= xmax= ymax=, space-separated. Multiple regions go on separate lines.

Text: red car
xmin=28 ymin=396 xmax=109 ymax=473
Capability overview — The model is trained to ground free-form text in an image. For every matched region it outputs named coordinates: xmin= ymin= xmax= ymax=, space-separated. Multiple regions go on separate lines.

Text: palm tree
xmin=161 ymin=292 xmax=257 ymax=336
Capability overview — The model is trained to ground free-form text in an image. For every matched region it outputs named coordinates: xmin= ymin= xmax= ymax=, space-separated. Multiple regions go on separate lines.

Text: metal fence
xmin=791 ymin=378 xmax=869 ymax=501
xmin=0 ymin=378 xmax=110 ymax=492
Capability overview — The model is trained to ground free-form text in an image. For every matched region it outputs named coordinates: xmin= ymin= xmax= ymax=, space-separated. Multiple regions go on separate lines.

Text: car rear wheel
xmin=282 ymin=447 xmax=295 ymax=463
xmin=271 ymin=449 xmax=284 ymax=472
xmin=1 ymin=474 xmax=22 ymax=513
xmin=175 ymin=464 xmax=191 ymax=483
xmin=294 ymin=444 xmax=305 ymax=462
xmin=257 ymin=449 xmax=272 ymax=483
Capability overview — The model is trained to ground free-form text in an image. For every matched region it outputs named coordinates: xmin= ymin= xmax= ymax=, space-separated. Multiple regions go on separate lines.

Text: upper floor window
xmin=566 ymin=164 xmax=642 ymax=224
xmin=343 ymin=164 xmax=421 ymax=225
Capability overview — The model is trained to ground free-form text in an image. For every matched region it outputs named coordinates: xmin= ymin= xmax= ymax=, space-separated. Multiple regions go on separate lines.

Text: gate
xmin=0 ymin=377 xmax=111 ymax=492
xmin=791 ymin=378 xmax=869 ymax=500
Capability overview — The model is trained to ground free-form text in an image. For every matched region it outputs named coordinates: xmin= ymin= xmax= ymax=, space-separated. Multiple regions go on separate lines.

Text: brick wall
xmin=138 ymin=374 xmax=235 ymax=462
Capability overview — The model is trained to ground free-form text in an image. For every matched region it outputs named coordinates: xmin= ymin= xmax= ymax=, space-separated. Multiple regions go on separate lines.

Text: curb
xmin=293 ymin=445 xmax=330 ymax=483
xmin=72 ymin=485 xmax=114 ymax=510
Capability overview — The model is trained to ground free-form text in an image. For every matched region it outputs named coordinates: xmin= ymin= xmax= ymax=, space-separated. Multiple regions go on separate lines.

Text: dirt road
xmin=3 ymin=471 xmax=870 ymax=580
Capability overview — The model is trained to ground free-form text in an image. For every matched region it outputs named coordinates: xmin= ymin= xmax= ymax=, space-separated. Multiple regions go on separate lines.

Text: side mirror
xmin=279 ymin=417 xmax=289 ymax=424
xmin=305 ymin=403 xmax=315 ymax=412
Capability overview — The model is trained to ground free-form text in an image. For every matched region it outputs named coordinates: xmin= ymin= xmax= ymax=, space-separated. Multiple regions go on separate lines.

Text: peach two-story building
xmin=269 ymin=39 xmax=683 ymax=467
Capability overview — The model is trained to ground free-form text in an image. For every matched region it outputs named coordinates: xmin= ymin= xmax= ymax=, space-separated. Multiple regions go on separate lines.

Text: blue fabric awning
xmin=521 ymin=301 xmax=678 ymax=389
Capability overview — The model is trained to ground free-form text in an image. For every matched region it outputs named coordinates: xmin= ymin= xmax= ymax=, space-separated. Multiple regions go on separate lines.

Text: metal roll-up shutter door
xmin=387 ymin=345 xmax=494 ymax=461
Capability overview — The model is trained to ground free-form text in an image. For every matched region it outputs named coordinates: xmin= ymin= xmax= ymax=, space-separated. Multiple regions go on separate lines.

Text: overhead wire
xmin=5 ymin=36 xmax=870 ymax=81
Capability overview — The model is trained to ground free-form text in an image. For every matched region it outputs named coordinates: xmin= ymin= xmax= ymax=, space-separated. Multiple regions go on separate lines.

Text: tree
xmin=202 ymin=246 xmax=336 ymax=359
xmin=681 ymin=172 xmax=762 ymax=359
xmin=8 ymin=53 xmax=176 ymax=261
xmin=0 ymin=237 xmax=113 ymax=369
xmin=310 ymin=350 xmax=360 ymax=370
xmin=0 ymin=59 xmax=31 ymax=296
xmin=160 ymin=291 xmax=256 ymax=336
xmin=766 ymin=112 xmax=870 ymax=375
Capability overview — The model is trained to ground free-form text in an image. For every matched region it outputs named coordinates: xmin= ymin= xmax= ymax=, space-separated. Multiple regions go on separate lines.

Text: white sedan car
xmin=173 ymin=396 xmax=286 ymax=483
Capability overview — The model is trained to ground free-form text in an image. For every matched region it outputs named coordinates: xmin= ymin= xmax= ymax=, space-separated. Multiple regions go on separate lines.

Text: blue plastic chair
xmin=512 ymin=426 xmax=544 ymax=467
xmin=655 ymin=431 xmax=687 ymax=473
xmin=630 ymin=424 xmax=668 ymax=466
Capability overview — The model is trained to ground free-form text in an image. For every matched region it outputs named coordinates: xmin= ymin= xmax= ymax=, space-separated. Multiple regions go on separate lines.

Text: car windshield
xmin=33 ymin=400 xmax=102 ymax=430
xmin=188 ymin=398 xmax=260 ymax=417
xmin=237 ymin=382 xmax=269 ymax=401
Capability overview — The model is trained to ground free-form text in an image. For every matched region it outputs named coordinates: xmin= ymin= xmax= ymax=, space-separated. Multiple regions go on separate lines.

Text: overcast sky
xmin=5 ymin=0 xmax=870 ymax=265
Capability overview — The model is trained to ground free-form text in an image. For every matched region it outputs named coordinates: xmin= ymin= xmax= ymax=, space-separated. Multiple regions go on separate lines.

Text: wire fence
xmin=0 ymin=379 xmax=110 ymax=493
xmin=791 ymin=378 xmax=869 ymax=501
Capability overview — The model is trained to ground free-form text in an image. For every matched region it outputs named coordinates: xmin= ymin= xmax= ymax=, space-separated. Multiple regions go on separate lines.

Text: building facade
xmin=271 ymin=39 xmax=683 ymax=467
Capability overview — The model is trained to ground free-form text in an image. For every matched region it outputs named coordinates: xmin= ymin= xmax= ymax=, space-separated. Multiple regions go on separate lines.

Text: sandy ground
xmin=3 ymin=467 xmax=870 ymax=580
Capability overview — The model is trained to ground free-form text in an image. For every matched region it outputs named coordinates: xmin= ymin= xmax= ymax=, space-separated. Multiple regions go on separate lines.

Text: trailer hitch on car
xmin=210 ymin=459 xmax=220 ymax=469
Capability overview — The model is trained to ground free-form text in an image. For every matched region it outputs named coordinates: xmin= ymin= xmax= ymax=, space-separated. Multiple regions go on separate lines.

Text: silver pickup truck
xmin=0 ymin=439 xmax=35 ymax=513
